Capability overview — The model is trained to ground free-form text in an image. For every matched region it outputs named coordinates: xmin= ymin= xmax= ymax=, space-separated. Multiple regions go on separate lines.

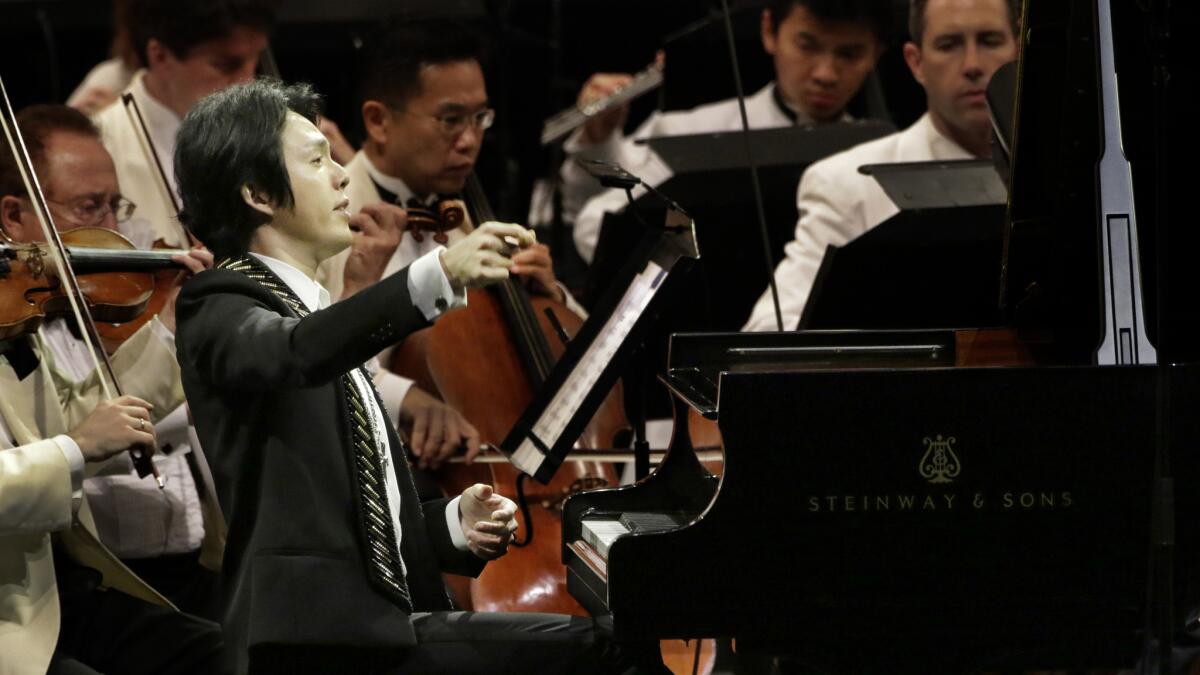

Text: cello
xmin=391 ymin=174 xmax=627 ymax=616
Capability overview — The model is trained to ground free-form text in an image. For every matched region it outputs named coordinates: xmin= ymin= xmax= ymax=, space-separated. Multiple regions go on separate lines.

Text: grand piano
xmin=552 ymin=0 xmax=1200 ymax=671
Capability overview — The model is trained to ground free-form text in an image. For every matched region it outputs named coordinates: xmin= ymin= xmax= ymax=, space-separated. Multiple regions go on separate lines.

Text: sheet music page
xmin=511 ymin=260 xmax=668 ymax=474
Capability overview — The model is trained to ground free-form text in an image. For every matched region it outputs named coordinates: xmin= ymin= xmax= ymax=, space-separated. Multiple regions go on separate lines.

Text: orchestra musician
xmin=316 ymin=20 xmax=587 ymax=469
xmin=172 ymin=78 xmax=668 ymax=675
xmin=0 ymin=107 xmax=224 ymax=674
xmin=743 ymin=0 xmax=1018 ymax=331
xmin=90 ymin=0 xmax=276 ymax=248
xmin=565 ymin=0 xmax=893 ymax=263
xmin=1 ymin=104 xmax=226 ymax=620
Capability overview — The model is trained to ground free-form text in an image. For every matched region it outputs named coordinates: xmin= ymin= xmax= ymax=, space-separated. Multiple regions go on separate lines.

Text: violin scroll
xmin=405 ymin=200 xmax=465 ymax=244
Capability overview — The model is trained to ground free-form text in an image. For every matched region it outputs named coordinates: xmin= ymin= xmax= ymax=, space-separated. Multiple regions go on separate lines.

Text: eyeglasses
xmin=45 ymin=195 xmax=137 ymax=225
xmin=430 ymin=108 xmax=496 ymax=139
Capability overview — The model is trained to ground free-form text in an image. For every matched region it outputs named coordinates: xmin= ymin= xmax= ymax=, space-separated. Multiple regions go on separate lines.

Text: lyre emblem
xmin=918 ymin=434 xmax=960 ymax=484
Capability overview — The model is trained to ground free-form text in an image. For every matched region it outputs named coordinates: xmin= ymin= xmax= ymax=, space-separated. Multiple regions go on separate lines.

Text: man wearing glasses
xmin=317 ymin=19 xmax=585 ymax=471
xmin=0 ymin=103 xmax=225 ymax=674
xmin=0 ymin=103 xmax=224 ymax=623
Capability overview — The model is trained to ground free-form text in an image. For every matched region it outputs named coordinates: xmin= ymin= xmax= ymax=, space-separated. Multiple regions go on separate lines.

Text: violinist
xmin=564 ymin=0 xmax=893 ymax=263
xmin=173 ymin=78 xmax=665 ymax=675
xmin=91 ymin=0 xmax=276 ymax=247
xmin=0 ymin=108 xmax=226 ymax=673
xmin=742 ymin=0 xmax=1017 ymax=331
xmin=0 ymin=104 xmax=223 ymax=620
xmin=316 ymin=20 xmax=586 ymax=469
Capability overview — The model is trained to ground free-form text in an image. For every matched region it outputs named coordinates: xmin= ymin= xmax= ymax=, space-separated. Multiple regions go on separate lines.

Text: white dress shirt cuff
xmin=53 ymin=434 xmax=85 ymax=514
xmin=150 ymin=314 xmax=175 ymax=348
xmin=445 ymin=495 xmax=471 ymax=551
xmin=564 ymin=127 xmax=625 ymax=162
xmin=407 ymin=247 xmax=467 ymax=322
xmin=557 ymin=283 xmax=588 ymax=320
xmin=373 ymin=368 xmax=415 ymax=428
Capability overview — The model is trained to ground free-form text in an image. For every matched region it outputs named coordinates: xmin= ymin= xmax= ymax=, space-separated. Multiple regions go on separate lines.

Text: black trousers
xmin=122 ymin=550 xmax=221 ymax=621
xmin=48 ymin=550 xmax=228 ymax=675
xmin=249 ymin=611 xmax=670 ymax=675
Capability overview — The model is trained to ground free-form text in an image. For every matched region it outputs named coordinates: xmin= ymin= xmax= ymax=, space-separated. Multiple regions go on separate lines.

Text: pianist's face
xmin=761 ymin=5 xmax=883 ymax=123
xmin=904 ymin=0 xmax=1016 ymax=147
xmin=249 ymin=112 xmax=353 ymax=264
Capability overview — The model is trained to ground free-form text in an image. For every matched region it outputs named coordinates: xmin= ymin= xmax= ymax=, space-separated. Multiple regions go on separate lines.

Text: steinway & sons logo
xmin=805 ymin=433 xmax=1074 ymax=514
xmin=918 ymin=434 xmax=960 ymax=484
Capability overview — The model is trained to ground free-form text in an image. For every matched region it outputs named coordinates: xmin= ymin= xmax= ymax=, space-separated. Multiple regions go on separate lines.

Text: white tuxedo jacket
xmin=0 ymin=324 xmax=182 ymax=675
xmin=742 ymin=113 xmax=973 ymax=332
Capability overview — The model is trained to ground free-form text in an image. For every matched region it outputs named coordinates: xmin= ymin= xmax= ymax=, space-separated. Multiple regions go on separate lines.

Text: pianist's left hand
xmin=459 ymin=483 xmax=519 ymax=560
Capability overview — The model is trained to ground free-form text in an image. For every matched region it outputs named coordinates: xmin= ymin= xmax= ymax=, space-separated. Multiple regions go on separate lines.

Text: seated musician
xmin=743 ymin=0 xmax=1018 ymax=331
xmin=1 ymin=104 xmax=225 ymax=619
xmin=172 ymin=78 xmax=668 ymax=675
xmin=0 ymin=115 xmax=223 ymax=674
xmin=316 ymin=19 xmax=585 ymax=469
xmin=90 ymin=0 xmax=359 ymax=250
xmin=564 ymin=0 xmax=892 ymax=263
xmin=90 ymin=0 xmax=276 ymax=248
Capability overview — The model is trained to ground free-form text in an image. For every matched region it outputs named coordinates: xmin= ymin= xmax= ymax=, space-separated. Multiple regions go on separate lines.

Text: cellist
xmin=0 ymin=104 xmax=224 ymax=675
xmin=316 ymin=19 xmax=588 ymax=469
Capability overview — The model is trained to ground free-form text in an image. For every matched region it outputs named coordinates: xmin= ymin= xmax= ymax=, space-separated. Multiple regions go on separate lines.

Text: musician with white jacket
xmin=742 ymin=0 xmax=1018 ymax=331
xmin=563 ymin=0 xmax=891 ymax=263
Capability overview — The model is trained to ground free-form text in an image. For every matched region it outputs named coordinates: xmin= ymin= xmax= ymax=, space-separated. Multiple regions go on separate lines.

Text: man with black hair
xmin=565 ymin=0 xmax=892 ymax=263
xmin=743 ymin=0 xmax=1017 ymax=330
xmin=316 ymin=19 xmax=584 ymax=469
xmin=92 ymin=0 xmax=276 ymax=248
xmin=174 ymin=78 xmax=667 ymax=675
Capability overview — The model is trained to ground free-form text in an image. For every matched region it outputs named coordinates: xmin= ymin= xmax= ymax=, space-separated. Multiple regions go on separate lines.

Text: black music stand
xmin=584 ymin=121 xmax=894 ymax=325
xmin=501 ymin=208 xmax=699 ymax=484
xmin=798 ymin=159 xmax=1008 ymax=331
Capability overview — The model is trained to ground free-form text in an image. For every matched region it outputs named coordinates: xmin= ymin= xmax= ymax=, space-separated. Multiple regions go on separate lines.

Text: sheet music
xmin=511 ymin=260 xmax=668 ymax=475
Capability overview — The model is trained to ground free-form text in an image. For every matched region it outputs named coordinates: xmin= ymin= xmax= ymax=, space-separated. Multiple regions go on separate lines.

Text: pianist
xmin=171 ymin=79 xmax=669 ymax=674
xmin=743 ymin=0 xmax=1018 ymax=331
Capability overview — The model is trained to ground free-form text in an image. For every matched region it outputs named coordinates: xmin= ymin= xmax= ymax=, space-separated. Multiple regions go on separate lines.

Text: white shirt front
xmin=37 ymin=318 xmax=205 ymax=558
xmin=742 ymin=113 xmax=974 ymax=332
xmin=250 ymin=251 xmax=471 ymax=555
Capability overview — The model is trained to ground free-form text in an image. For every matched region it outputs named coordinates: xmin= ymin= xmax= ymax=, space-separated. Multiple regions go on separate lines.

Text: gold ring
xmin=138 ymin=418 xmax=145 ymax=431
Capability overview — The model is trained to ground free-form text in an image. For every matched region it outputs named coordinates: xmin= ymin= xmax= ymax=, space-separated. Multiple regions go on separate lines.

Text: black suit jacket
xmin=175 ymin=264 xmax=485 ymax=674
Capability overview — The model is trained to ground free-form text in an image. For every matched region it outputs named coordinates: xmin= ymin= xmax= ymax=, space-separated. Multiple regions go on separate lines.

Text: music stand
xmin=799 ymin=159 xmax=1008 ymax=331
xmin=502 ymin=207 xmax=699 ymax=484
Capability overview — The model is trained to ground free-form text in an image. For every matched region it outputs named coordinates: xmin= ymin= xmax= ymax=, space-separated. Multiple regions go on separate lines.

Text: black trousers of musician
xmin=249 ymin=611 xmax=671 ymax=675
xmin=47 ymin=551 xmax=229 ymax=675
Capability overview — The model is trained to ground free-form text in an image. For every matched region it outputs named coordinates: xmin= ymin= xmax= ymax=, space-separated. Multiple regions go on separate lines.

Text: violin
xmin=2 ymin=74 xmax=161 ymax=484
xmin=0 ymin=227 xmax=188 ymax=342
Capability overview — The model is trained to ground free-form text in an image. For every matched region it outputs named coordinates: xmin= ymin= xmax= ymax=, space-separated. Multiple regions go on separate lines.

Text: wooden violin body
xmin=0 ymin=227 xmax=185 ymax=342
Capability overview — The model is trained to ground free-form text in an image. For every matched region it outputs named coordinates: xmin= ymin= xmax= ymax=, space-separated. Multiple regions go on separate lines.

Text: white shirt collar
xmin=249 ymin=253 xmax=331 ymax=312
xmin=129 ymin=70 xmax=183 ymax=191
xmin=361 ymin=154 xmax=428 ymax=205
xmin=914 ymin=112 xmax=975 ymax=160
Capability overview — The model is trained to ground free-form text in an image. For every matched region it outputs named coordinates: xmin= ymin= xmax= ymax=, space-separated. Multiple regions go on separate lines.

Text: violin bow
xmin=0 ymin=75 xmax=163 ymax=486
xmin=120 ymin=92 xmax=201 ymax=248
